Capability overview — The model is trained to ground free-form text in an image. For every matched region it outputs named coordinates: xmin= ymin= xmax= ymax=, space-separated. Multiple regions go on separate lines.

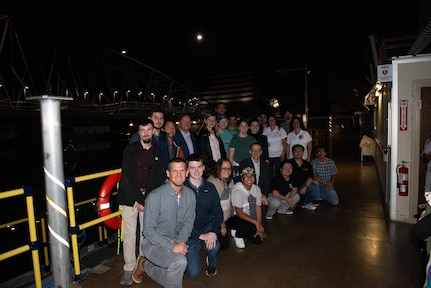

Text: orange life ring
xmin=98 ymin=173 xmax=122 ymax=230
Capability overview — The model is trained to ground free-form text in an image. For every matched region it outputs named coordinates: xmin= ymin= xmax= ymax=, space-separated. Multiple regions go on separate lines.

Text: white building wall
xmin=391 ymin=54 xmax=431 ymax=223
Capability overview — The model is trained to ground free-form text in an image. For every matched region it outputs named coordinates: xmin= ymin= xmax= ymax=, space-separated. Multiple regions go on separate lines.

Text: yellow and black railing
xmin=0 ymin=186 xmax=44 ymax=288
xmin=66 ymin=168 xmax=122 ymax=283
xmin=0 ymin=168 xmax=123 ymax=287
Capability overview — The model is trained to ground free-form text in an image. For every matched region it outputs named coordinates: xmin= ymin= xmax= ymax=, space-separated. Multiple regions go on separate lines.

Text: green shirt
xmin=220 ymin=130 xmax=234 ymax=152
xmin=229 ymin=135 xmax=257 ymax=164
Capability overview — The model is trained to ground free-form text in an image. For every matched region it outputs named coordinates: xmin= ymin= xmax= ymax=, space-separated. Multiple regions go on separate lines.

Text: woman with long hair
xmin=207 ymin=158 xmax=234 ymax=250
xmin=196 ymin=113 xmax=226 ymax=178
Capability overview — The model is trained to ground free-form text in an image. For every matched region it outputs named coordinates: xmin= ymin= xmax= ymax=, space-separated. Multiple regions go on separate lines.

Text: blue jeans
xmin=300 ymin=182 xmax=320 ymax=205
xmin=142 ymin=238 xmax=187 ymax=288
xmin=315 ymin=181 xmax=339 ymax=205
xmin=185 ymin=224 xmax=220 ymax=279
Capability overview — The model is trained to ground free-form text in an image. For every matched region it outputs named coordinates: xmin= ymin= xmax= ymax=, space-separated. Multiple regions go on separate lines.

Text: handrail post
xmin=66 ymin=177 xmax=85 ymax=282
xmin=40 ymin=214 xmax=50 ymax=270
xmin=24 ymin=186 xmax=42 ymax=288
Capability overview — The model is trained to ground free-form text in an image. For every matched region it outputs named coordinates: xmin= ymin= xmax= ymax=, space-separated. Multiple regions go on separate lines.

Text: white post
xmin=28 ymin=95 xmax=73 ymax=287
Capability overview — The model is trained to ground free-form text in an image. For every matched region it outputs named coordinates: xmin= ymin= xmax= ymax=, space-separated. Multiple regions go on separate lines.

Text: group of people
xmin=116 ymin=104 xmax=340 ymax=287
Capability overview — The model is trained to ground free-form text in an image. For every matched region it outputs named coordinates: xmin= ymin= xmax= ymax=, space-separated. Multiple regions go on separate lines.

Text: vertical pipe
xmin=38 ymin=96 xmax=72 ymax=287
xmin=304 ymin=64 xmax=309 ymax=129
xmin=368 ymin=35 xmax=378 ymax=84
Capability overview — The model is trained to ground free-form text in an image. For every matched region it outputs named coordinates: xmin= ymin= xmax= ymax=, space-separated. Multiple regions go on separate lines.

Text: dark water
xmin=0 ymin=117 xmax=133 ymax=283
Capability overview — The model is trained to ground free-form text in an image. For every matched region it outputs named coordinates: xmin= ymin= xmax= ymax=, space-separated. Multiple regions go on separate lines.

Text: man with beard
xmin=117 ymin=118 xmax=164 ymax=285
xmin=130 ymin=108 xmax=170 ymax=180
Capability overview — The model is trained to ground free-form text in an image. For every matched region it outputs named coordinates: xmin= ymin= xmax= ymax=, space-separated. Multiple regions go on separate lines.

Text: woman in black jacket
xmin=196 ymin=113 xmax=226 ymax=178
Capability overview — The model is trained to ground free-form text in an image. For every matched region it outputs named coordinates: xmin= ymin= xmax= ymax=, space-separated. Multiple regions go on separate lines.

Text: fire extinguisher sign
xmin=400 ymin=100 xmax=408 ymax=131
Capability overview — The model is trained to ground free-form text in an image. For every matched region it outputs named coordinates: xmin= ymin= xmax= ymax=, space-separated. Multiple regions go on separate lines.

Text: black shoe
xmin=313 ymin=200 xmax=321 ymax=207
xmin=205 ymin=256 xmax=217 ymax=276
xmin=206 ymin=266 xmax=217 ymax=276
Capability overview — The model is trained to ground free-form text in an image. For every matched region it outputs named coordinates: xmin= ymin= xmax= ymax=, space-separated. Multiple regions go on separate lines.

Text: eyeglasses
xmin=317 ymin=151 xmax=325 ymax=154
xmin=221 ymin=167 xmax=232 ymax=170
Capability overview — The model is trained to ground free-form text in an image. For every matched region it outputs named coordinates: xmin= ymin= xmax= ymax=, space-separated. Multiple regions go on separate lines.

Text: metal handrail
xmin=0 ymin=187 xmax=43 ymax=288
xmin=0 ymin=168 xmax=124 ymax=286
xmin=66 ymin=168 xmax=122 ymax=283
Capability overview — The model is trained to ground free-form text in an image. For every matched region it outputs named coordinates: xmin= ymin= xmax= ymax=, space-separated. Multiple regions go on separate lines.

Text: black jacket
xmin=117 ymin=142 xmax=164 ymax=206
xmin=239 ymin=157 xmax=271 ymax=197
xmin=250 ymin=133 xmax=270 ymax=161
xmin=197 ymin=133 xmax=226 ymax=178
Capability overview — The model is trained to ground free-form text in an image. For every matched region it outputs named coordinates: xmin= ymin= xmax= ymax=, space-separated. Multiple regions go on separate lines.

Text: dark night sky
xmin=3 ymin=0 xmax=429 ymax=114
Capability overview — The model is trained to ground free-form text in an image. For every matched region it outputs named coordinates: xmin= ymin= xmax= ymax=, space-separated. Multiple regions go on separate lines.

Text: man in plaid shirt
xmin=310 ymin=145 xmax=339 ymax=205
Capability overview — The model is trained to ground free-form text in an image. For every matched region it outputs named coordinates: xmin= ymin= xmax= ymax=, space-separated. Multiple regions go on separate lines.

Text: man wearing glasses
xmin=310 ymin=145 xmax=339 ymax=206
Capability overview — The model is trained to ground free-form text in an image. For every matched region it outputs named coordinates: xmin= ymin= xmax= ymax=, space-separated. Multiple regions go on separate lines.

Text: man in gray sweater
xmin=133 ymin=157 xmax=196 ymax=288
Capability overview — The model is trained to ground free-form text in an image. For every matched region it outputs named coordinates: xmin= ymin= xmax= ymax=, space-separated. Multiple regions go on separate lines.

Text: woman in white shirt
xmin=286 ymin=116 xmax=313 ymax=161
xmin=262 ymin=115 xmax=288 ymax=176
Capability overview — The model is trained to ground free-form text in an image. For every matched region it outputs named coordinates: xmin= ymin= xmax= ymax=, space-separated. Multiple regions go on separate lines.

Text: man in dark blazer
xmin=239 ymin=142 xmax=271 ymax=206
xmin=173 ymin=113 xmax=198 ymax=159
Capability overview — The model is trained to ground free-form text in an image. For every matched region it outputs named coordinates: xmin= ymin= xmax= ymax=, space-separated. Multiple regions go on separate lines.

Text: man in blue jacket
xmin=173 ymin=113 xmax=198 ymax=159
xmin=185 ymin=154 xmax=223 ymax=278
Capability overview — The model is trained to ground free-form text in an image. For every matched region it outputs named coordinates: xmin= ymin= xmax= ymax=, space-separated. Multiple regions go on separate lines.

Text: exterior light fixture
xmin=268 ymin=98 xmax=279 ymax=109
xmin=376 ymin=82 xmax=383 ymax=91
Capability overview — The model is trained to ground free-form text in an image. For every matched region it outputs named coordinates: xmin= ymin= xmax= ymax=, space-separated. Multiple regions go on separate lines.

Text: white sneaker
xmin=278 ymin=209 xmax=294 ymax=215
xmin=301 ymin=203 xmax=317 ymax=211
xmin=233 ymin=236 xmax=245 ymax=249
xmin=231 ymin=229 xmax=237 ymax=237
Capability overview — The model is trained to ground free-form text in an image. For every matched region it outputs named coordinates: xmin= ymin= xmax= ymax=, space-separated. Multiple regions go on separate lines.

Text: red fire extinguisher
xmin=397 ymin=161 xmax=409 ymax=196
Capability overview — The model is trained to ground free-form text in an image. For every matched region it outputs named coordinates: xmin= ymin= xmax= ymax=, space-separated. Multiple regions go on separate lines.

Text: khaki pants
xmin=121 ymin=203 xmax=144 ymax=271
